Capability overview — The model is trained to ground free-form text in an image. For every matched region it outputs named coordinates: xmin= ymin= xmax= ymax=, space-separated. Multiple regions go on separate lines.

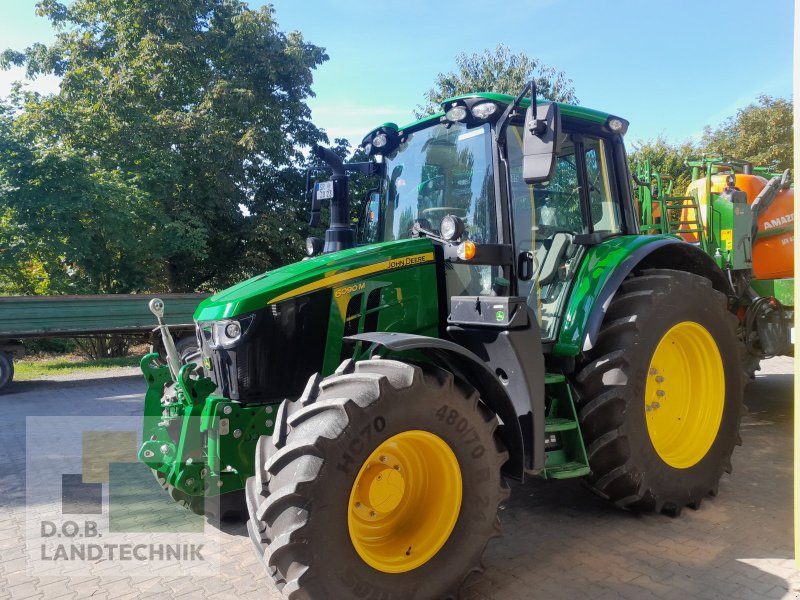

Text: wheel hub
xmin=348 ymin=430 xmax=462 ymax=573
xmin=645 ymin=321 xmax=725 ymax=469
xmin=352 ymin=460 xmax=406 ymax=516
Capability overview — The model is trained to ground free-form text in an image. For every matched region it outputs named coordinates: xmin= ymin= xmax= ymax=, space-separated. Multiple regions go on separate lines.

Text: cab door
xmin=505 ymin=125 xmax=623 ymax=340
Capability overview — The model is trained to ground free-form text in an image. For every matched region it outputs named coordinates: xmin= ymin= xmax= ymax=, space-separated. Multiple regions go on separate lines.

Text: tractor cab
xmin=356 ymin=91 xmax=634 ymax=340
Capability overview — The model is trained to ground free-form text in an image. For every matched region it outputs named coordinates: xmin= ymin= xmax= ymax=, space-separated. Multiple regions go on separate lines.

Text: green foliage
xmin=629 ymin=96 xmax=793 ymax=199
xmin=23 ymin=336 xmax=77 ymax=356
xmin=14 ymin=354 xmax=140 ymax=380
xmin=416 ymin=44 xmax=579 ymax=118
xmin=0 ymin=0 xmax=328 ymax=293
xmin=628 ymin=136 xmax=697 ymax=194
xmin=701 ymin=95 xmax=793 ymax=172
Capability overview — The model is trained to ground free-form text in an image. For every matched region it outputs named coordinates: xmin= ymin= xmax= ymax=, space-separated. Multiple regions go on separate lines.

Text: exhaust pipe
xmin=312 ymin=146 xmax=355 ymax=253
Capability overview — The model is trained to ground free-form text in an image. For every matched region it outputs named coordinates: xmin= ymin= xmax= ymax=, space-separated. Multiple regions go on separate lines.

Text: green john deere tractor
xmin=139 ymin=83 xmax=743 ymax=599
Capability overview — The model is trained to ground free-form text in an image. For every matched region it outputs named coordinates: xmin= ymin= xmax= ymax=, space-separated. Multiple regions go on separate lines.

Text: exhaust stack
xmin=312 ymin=146 xmax=355 ymax=253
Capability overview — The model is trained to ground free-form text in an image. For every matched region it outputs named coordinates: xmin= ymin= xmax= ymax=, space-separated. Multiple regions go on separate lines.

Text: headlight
xmin=224 ymin=322 xmax=241 ymax=339
xmin=445 ymin=105 xmax=468 ymax=122
xmin=372 ymin=133 xmax=388 ymax=148
xmin=440 ymin=215 xmax=465 ymax=241
xmin=199 ymin=315 xmax=255 ymax=349
xmin=471 ymin=102 xmax=497 ymax=120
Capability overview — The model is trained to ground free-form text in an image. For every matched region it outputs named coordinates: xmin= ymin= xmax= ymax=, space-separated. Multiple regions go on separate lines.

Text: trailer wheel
xmin=150 ymin=468 xmax=245 ymax=522
xmin=574 ymin=269 xmax=743 ymax=515
xmin=0 ymin=351 xmax=14 ymax=393
xmin=246 ymin=360 xmax=508 ymax=599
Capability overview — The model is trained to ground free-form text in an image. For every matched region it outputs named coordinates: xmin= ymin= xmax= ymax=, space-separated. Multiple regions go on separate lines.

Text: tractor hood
xmin=194 ymin=237 xmax=436 ymax=321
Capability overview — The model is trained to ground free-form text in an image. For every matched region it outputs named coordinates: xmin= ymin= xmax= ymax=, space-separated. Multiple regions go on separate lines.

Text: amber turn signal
xmin=457 ymin=240 xmax=476 ymax=261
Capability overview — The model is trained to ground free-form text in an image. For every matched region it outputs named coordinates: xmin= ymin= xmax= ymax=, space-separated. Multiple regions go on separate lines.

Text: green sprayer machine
xmin=139 ymin=83 xmax=773 ymax=598
xmin=635 ymin=157 xmax=794 ymax=376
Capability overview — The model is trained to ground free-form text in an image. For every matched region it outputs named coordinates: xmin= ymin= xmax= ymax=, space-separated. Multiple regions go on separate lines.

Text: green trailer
xmin=0 ymin=293 xmax=208 ymax=391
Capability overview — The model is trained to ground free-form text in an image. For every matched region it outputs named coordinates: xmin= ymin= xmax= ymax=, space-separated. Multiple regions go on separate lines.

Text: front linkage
xmin=137 ymin=300 xmax=276 ymax=519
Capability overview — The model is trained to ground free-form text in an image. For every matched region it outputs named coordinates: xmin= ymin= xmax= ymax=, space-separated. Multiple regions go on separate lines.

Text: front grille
xmin=199 ymin=290 xmax=331 ymax=403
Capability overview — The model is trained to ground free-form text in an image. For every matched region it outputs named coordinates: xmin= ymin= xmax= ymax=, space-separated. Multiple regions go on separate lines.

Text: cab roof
xmin=364 ymin=92 xmax=626 ymax=142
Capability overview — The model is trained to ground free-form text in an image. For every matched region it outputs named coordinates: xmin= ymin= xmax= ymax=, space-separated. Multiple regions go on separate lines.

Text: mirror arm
xmin=495 ymin=79 xmax=537 ymax=149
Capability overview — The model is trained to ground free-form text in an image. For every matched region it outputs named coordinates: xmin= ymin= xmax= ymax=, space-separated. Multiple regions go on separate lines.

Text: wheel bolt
xmin=649 ymin=368 xmax=658 ymax=375
xmin=160 ymin=444 xmax=170 ymax=455
xmin=185 ymin=478 xmax=195 ymax=486
xmin=655 ymin=376 xmax=664 ymax=383
xmin=370 ymin=511 xmax=376 ymax=518
xmin=380 ymin=456 xmax=387 ymax=463
xmin=223 ymin=405 xmax=232 ymax=415
xmin=656 ymin=390 xmax=666 ymax=397
xmin=355 ymin=502 xmax=361 ymax=508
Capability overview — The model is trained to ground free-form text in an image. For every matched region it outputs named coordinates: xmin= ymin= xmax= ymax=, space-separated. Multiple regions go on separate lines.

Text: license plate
xmin=316 ymin=181 xmax=334 ymax=200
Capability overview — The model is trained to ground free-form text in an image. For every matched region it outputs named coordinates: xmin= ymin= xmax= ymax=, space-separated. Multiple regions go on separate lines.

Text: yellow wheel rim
xmin=347 ymin=430 xmax=462 ymax=573
xmin=645 ymin=321 xmax=725 ymax=469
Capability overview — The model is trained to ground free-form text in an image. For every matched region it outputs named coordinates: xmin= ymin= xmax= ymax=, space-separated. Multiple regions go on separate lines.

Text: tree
xmin=627 ymin=136 xmax=697 ymax=195
xmin=701 ymin=95 xmax=793 ymax=172
xmin=0 ymin=0 xmax=328 ymax=293
xmin=416 ymin=44 xmax=578 ymax=118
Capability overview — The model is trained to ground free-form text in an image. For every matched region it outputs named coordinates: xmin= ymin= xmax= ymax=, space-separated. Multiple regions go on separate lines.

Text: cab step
xmin=541 ymin=374 xmax=590 ymax=480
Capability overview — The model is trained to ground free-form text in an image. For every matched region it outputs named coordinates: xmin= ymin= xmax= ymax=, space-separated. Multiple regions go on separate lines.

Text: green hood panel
xmin=194 ymin=238 xmax=436 ymax=321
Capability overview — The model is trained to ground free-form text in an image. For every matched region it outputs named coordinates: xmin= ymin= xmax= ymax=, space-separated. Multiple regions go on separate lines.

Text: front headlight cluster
xmin=198 ymin=314 xmax=255 ymax=349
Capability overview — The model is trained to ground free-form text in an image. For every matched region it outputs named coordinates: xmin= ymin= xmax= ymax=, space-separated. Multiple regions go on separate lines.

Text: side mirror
xmin=523 ymin=102 xmax=561 ymax=184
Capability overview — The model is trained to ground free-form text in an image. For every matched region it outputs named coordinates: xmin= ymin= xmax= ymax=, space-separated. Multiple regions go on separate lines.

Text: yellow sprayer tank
xmin=684 ymin=174 xmax=794 ymax=280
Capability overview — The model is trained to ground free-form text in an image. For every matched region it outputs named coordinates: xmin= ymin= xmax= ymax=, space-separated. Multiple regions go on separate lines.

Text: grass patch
xmin=14 ymin=355 xmax=141 ymax=380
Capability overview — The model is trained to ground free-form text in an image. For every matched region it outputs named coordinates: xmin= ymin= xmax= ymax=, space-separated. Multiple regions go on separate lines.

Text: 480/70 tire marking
xmin=435 ymin=405 xmax=485 ymax=459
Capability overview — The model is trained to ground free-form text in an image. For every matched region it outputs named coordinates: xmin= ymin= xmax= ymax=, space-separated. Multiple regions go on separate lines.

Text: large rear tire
xmin=246 ymin=359 xmax=508 ymax=599
xmin=573 ymin=269 xmax=743 ymax=515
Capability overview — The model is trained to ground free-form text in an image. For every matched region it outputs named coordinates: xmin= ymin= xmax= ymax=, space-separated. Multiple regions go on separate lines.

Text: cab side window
xmin=584 ymin=137 xmax=622 ymax=233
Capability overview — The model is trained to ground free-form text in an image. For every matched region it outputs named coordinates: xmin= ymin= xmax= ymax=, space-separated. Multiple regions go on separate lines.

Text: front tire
xmin=246 ymin=359 xmax=508 ymax=599
xmin=574 ymin=269 xmax=743 ymax=515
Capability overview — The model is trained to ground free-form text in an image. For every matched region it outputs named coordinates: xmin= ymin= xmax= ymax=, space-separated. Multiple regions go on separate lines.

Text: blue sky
xmin=1 ymin=0 xmax=794 ymax=146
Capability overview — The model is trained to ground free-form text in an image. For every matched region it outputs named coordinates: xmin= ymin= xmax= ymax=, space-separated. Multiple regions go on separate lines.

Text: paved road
xmin=0 ymin=358 xmax=796 ymax=599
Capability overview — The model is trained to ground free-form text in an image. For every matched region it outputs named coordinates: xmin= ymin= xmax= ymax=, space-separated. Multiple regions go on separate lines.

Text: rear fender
xmin=554 ymin=235 xmax=729 ymax=356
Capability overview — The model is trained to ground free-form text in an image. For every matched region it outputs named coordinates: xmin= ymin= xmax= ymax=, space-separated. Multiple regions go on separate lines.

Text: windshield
xmin=363 ymin=122 xmax=497 ymax=245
